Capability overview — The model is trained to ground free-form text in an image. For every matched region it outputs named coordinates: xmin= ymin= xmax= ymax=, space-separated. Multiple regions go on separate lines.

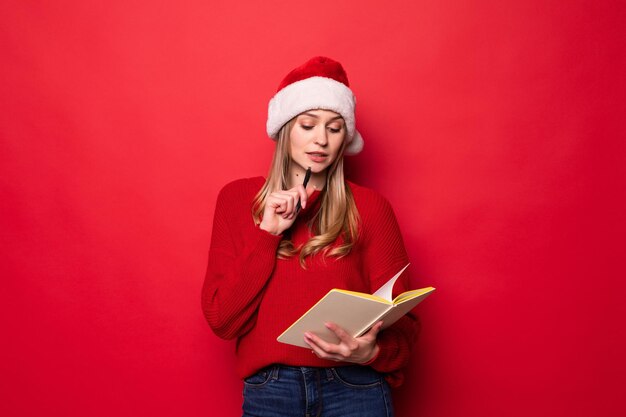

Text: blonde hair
xmin=252 ymin=118 xmax=360 ymax=267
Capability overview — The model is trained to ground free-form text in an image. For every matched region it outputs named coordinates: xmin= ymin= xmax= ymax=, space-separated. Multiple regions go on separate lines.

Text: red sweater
xmin=201 ymin=177 xmax=419 ymax=387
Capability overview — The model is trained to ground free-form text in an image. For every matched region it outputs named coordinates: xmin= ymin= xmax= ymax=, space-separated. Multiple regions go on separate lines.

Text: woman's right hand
xmin=259 ymin=185 xmax=314 ymax=235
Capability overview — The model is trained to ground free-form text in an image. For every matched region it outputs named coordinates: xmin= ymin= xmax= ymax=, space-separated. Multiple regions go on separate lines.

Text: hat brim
xmin=267 ymin=76 xmax=363 ymax=156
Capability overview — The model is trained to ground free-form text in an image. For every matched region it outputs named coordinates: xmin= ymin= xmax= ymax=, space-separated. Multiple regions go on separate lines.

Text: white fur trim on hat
xmin=266 ymin=76 xmax=364 ymax=155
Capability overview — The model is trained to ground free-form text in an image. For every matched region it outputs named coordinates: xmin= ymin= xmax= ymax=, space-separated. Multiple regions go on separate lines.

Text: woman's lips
xmin=306 ymin=152 xmax=328 ymax=163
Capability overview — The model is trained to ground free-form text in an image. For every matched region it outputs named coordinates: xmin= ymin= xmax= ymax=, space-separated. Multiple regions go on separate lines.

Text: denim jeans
xmin=242 ymin=365 xmax=394 ymax=417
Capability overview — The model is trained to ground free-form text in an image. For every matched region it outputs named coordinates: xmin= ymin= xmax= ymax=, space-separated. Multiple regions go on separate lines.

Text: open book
xmin=277 ymin=264 xmax=435 ymax=348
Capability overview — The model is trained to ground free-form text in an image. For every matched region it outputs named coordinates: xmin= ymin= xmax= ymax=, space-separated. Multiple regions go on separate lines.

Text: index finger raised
xmin=293 ymin=184 xmax=308 ymax=209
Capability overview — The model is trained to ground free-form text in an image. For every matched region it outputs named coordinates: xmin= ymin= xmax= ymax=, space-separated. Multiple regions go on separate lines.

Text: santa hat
xmin=266 ymin=56 xmax=364 ymax=155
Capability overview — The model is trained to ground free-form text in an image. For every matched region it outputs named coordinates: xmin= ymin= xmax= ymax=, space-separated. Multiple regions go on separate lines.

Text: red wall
xmin=2 ymin=1 xmax=625 ymax=416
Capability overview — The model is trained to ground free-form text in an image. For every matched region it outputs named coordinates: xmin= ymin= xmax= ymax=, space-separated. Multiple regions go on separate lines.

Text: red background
xmin=2 ymin=1 xmax=625 ymax=416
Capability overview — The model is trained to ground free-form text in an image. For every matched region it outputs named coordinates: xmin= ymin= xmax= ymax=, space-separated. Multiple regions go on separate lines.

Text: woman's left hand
xmin=304 ymin=321 xmax=382 ymax=364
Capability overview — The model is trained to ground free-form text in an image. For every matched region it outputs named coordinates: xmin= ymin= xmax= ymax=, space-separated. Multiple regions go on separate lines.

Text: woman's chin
xmin=309 ymin=165 xmax=328 ymax=174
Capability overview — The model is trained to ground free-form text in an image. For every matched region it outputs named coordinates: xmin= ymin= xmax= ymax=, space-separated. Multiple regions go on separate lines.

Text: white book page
xmin=372 ymin=264 xmax=410 ymax=301
xmin=377 ymin=288 xmax=435 ymax=330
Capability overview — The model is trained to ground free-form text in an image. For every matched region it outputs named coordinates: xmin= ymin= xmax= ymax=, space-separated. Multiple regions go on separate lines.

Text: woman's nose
xmin=314 ymin=127 xmax=328 ymax=146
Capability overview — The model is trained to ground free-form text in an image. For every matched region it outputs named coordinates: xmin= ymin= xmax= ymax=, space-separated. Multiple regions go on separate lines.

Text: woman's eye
xmin=328 ymin=127 xmax=342 ymax=133
xmin=300 ymin=125 xmax=314 ymax=130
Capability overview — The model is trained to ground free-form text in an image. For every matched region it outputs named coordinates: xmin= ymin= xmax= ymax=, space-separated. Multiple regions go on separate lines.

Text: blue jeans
xmin=242 ymin=365 xmax=394 ymax=417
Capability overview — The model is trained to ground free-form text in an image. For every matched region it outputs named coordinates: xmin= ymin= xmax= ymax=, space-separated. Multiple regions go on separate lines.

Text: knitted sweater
xmin=201 ymin=177 xmax=419 ymax=387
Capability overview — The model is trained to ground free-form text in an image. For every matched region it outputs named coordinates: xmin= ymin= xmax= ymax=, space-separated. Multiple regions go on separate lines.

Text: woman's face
xmin=289 ymin=109 xmax=346 ymax=174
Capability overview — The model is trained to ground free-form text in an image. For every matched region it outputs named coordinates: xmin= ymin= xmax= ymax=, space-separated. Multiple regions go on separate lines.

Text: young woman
xmin=202 ymin=56 xmax=419 ymax=417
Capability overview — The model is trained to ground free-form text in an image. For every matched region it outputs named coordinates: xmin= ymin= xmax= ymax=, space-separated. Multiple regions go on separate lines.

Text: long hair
xmin=252 ymin=118 xmax=360 ymax=267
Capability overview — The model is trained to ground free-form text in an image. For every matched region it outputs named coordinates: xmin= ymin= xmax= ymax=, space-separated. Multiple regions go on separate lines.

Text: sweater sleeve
xmin=201 ymin=180 xmax=282 ymax=340
xmin=359 ymin=190 xmax=421 ymax=387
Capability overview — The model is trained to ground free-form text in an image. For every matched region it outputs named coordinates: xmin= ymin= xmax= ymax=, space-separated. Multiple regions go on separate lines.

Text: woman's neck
xmin=288 ymin=165 xmax=326 ymax=190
